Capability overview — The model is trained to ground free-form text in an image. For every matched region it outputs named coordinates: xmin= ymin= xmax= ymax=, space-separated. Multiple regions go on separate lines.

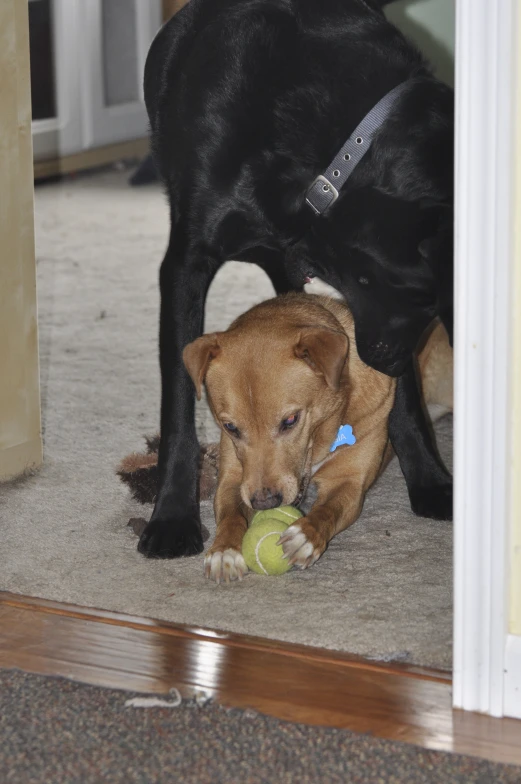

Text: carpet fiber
xmin=0 ymin=169 xmax=452 ymax=669
xmin=2 ymin=669 xmax=519 ymax=784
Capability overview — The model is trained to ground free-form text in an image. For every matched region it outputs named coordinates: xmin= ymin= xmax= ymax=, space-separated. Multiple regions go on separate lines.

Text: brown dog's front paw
xmin=204 ymin=548 xmax=248 ymax=584
xmin=278 ymin=522 xmax=325 ymax=569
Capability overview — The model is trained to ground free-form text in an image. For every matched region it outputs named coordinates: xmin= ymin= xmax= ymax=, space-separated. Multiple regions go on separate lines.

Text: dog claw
xmin=279 ymin=524 xmax=320 ymax=570
xmin=204 ymin=548 xmax=248 ymax=584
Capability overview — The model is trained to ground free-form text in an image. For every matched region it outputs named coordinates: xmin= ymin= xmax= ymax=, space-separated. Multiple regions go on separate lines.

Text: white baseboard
xmin=504 ymin=635 xmax=521 ymax=719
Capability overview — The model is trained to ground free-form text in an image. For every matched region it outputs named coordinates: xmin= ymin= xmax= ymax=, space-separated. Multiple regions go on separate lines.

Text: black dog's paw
xmin=137 ymin=517 xmax=204 ymax=558
xmin=409 ymin=483 xmax=453 ymax=521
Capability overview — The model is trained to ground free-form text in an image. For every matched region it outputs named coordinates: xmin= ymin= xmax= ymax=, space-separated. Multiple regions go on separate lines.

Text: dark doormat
xmin=1 ymin=669 xmax=519 ymax=784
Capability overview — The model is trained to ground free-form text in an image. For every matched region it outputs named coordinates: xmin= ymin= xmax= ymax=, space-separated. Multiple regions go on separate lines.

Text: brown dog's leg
xmin=204 ymin=436 xmax=249 ymax=583
xmin=417 ymin=321 xmax=453 ymax=411
xmin=279 ymin=438 xmax=386 ymax=569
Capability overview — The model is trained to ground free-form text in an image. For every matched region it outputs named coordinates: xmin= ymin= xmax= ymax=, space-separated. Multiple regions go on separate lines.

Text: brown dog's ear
xmin=295 ymin=328 xmax=349 ymax=391
xmin=183 ymin=334 xmax=221 ymax=400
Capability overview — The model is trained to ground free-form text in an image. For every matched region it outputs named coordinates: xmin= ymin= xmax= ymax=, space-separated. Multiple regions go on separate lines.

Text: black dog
xmin=139 ymin=0 xmax=454 ymax=558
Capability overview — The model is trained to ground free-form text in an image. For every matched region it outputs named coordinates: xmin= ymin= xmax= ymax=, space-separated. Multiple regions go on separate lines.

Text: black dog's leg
xmin=419 ymin=210 xmax=454 ymax=345
xmin=263 ymin=266 xmax=299 ymax=295
xmin=138 ymin=236 xmax=220 ymax=558
xmin=436 ymin=229 xmax=454 ymax=347
xmin=254 ymin=251 xmax=301 ymax=296
xmin=388 ymin=362 xmax=452 ymax=521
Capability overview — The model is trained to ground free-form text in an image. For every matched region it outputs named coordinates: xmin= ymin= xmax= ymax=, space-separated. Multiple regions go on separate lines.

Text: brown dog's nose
xmin=250 ymin=489 xmax=283 ymax=510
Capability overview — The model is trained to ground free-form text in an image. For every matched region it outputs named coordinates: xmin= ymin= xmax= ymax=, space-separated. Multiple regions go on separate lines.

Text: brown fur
xmin=183 ymin=293 xmax=452 ymax=583
xmin=117 ymin=441 xmax=220 ymax=505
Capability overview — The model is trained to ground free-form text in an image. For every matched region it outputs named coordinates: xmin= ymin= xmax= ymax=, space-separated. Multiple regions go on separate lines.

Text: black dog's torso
xmin=148 ymin=5 xmax=451 ymax=222
xmin=138 ymin=0 xmax=454 ymax=559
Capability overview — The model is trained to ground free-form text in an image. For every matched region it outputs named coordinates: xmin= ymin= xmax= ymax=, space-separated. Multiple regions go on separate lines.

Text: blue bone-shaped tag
xmin=330 ymin=424 xmax=356 ymax=452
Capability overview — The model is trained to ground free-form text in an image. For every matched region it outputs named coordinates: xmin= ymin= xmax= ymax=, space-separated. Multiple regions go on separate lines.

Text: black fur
xmin=139 ymin=0 xmax=453 ymax=558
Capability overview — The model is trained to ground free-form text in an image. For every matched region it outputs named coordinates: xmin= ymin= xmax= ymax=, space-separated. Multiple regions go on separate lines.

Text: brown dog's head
xmin=183 ymin=296 xmax=349 ymax=510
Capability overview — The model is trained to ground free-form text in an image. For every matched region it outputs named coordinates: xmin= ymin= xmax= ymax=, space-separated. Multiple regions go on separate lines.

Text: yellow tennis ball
xmin=251 ymin=505 xmax=303 ymax=527
xmin=242 ymin=518 xmax=292 ymax=575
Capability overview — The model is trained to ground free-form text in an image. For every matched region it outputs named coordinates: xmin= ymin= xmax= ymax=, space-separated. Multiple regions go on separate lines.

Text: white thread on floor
xmin=125 ymin=688 xmax=182 ymax=709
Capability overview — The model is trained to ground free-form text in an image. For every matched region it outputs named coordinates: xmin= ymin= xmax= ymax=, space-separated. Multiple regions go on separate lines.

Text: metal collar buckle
xmin=305 ymin=174 xmax=339 ymax=214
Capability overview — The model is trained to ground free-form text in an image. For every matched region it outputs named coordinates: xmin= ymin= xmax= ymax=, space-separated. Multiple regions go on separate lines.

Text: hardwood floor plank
xmin=1 ymin=593 xmax=520 ymax=766
xmin=0 ymin=591 xmax=450 ymax=681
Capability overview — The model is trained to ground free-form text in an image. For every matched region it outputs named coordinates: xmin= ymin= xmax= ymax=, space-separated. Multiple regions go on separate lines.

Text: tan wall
xmin=0 ymin=0 xmax=42 ymax=479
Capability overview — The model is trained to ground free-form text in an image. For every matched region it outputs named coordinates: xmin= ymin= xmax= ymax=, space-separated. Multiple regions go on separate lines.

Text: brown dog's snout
xmin=250 ymin=488 xmax=283 ymax=510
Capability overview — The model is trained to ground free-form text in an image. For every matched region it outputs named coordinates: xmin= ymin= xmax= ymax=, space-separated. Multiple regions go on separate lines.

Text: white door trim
xmin=79 ymin=0 xmax=161 ymax=150
xmin=453 ymin=0 xmax=517 ymax=717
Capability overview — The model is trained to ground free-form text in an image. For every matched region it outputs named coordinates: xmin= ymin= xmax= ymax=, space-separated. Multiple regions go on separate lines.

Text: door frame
xmin=453 ymin=0 xmax=521 ymax=718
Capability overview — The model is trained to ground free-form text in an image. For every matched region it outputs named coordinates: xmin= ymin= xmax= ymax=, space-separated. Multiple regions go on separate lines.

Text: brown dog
xmin=183 ymin=293 xmax=452 ymax=583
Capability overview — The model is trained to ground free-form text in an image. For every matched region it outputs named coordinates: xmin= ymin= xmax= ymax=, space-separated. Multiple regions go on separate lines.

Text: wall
xmin=385 ymin=0 xmax=455 ymax=86
xmin=0 ymin=0 xmax=42 ymax=479
xmin=162 ymin=0 xmax=188 ymax=21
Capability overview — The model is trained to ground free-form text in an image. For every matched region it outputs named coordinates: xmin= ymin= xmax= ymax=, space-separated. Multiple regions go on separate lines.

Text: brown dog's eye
xmin=280 ymin=412 xmax=300 ymax=432
xmin=223 ymin=422 xmax=240 ymax=437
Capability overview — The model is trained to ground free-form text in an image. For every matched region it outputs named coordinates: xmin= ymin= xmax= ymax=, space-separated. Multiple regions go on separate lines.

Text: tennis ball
xmin=242 ymin=518 xmax=292 ymax=575
xmin=251 ymin=505 xmax=303 ymax=527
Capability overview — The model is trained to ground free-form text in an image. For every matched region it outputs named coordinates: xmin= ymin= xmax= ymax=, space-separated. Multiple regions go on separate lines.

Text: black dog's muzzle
xmin=357 ymin=341 xmax=410 ymax=376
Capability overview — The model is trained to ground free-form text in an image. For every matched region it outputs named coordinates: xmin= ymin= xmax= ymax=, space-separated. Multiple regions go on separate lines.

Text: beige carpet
xmin=0 ymin=168 xmax=452 ymax=670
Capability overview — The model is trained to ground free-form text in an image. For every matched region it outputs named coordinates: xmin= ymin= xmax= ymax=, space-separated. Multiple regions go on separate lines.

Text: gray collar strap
xmin=305 ymin=81 xmax=409 ymax=215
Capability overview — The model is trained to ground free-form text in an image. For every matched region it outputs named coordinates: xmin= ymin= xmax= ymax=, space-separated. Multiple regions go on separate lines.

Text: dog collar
xmin=330 ymin=424 xmax=356 ymax=452
xmin=305 ymin=82 xmax=410 ymax=216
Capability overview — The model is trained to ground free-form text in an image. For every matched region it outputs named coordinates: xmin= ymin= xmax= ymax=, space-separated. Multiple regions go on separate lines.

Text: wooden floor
xmin=1 ymin=591 xmax=520 ymax=767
